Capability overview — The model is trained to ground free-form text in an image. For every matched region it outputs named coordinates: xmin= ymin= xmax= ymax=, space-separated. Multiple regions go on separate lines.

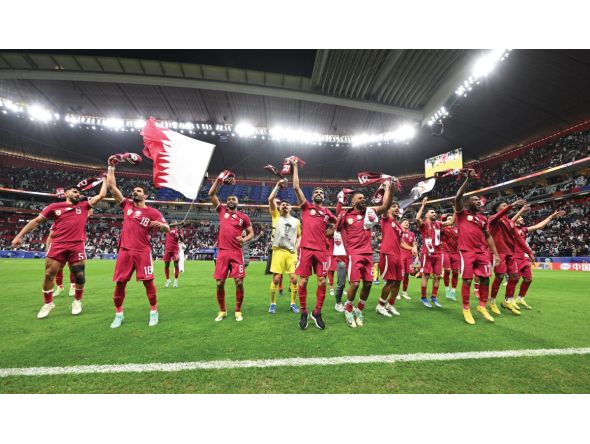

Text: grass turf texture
xmin=1 ymin=259 xmax=589 ymax=393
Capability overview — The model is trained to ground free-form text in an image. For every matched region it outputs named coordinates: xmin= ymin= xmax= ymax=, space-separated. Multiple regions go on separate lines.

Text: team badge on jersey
xmin=55 ymin=210 xmax=62 ymax=216
xmin=127 ymin=209 xmax=133 ymax=216
xmin=310 ymin=209 xmax=316 ymax=216
xmin=467 ymin=215 xmax=473 ymax=221
xmin=134 ymin=210 xmax=142 ymax=218
xmin=224 ymin=213 xmax=230 ymax=219
xmin=348 ymin=218 xmax=354 ymax=225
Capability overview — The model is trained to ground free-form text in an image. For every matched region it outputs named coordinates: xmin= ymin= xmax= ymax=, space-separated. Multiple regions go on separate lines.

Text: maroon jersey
xmin=513 ymin=226 xmax=530 ymax=258
xmin=488 ymin=205 xmax=519 ymax=254
xmin=299 ymin=201 xmax=336 ymax=251
xmin=119 ymin=199 xmax=167 ymax=251
xmin=165 ymin=228 xmax=181 ymax=253
xmin=339 ymin=209 xmax=372 ymax=255
xmin=216 ymin=204 xmax=251 ymax=251
xmin=401 ymin=229 xmax=416 ymax=258
xmin=419 ymin=220 xmax=443 ymax=255
xmin=40 ymin=200 xmax=92 ymax=243
xmin=441 ymin=225 xmax=459 ymax=253
xmin=380 ymin=215 xmax=403 ymax=256
xmin=455 ymin=209 xmax=489 ymax=253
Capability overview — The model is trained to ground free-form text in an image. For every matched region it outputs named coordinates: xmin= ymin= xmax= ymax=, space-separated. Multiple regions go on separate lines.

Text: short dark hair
xmin=312 ymin=187 xmax=324 ymax=193
xmin=493 ymin=201 xmax=504 ymax=212
xmin=65 ymin=185 xmax=80 ymax=192
xmin=351 ymin=190 xmax=364 ymax=198
xmin=400 ymin=218 xmax=409 ymax=224
xmin=391 ymin=200 xmax=399 ymax=207
xmin=133 ymin=185 xmax=147 ymax=193
xmin=280 ymin=200 xmax=291 ymax=205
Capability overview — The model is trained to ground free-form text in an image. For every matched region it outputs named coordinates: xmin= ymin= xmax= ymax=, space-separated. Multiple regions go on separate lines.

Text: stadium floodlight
xmin=103 ymin=118 xmax=124 ymax=129
xmin=235 ymin=122 xmax=256 ymax=137
xmin=28 ymin=105 xmax=53 ymax=122
xmin=472 ymin=49 xmax=507 ymax=79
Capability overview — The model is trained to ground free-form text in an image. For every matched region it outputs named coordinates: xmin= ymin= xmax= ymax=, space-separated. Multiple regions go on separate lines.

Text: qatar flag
xmin=141 ymin=117 xmax=216 ymax=200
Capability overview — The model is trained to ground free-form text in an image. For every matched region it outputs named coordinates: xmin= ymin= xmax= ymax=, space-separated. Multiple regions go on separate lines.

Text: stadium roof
xmin=0 ymin=49 xmax=589 ymax=180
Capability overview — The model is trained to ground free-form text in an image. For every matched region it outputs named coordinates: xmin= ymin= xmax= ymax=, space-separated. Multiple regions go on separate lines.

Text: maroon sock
xmin=519 ymin=280 xmax=532 ymax=297
xmin=490 ymin=277 xmax=502 ymax=299
xmin=432 ymin=284 xmax=439 ymax=297
xmin=345 ymin=300 xmax=354 ymax=312
xmin=403 ymin=275 xmax=409 ymax=292
xmin=461 ymin=283 xmax=470 ymax=309
xmin=298 ymin=285 xmax=307 ymax=313
xmin=55 ymin=271 xmax=63 ymax=287
xmin=451 ymin=271 xmax=459 ymax=288
xmin=174 ymin=265 xmax=179 ymax=279
xmin=358 ymin=299 xmax=366 ymax=311
xmin=143 ymin=279 xmax=157 ymax=309
xmin=443 ymin=270 xmax=450 ymax=287
xmin=479 ymin=283 xmax=489 ymax=306
xmin=43 ymin=289 xmax=53 ymax=304
xmin=328 ymin=271 xmax=334 ymax=287
xmin=421 ymin=285 xmax=427 ymax=298
xmin=114 ymin=281 xmax=127 ymax=312
xmin=165 ymin=265 xmax=170 ymax=279
xmin=216 ymin=287 xmax=226 ymax=311
xmin=74 ymin=288 xmax=84 ymax=301
xmin=314 ymin=285 xmax=326 ymax=314
xmin=235 ymin=288 xmax=244 ymax=312
xmin=505 ymin=278 xmax=517 ymax=299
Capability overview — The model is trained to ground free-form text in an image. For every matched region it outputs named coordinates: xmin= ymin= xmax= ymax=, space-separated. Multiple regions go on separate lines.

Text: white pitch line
xmin=1 ymin=347 xmax=589 ymax=378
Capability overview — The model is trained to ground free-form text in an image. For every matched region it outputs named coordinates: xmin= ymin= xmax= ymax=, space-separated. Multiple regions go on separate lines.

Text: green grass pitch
xmin=1 ymin=259 xmax=589 ymax=393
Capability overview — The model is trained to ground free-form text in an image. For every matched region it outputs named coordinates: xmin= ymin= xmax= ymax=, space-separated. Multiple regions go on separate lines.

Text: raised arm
xmin=489 ymin=199 xmax=526 ymax=225
xmin=511 ymin=204 xmax=530 ymax=223
xmin=268 ymin=179 xmax=285 ymax=215
xmin=89 ymin=173 xmax=108 ymax=207
xmin=527 ymin=210 xmax=565 ymax=233
xmin=415 ymin=196 xmax=427 ymax=226
xmin=442 ymin=213 xmax=455 ymax=227
xmin=373 ymin=181 xmax=393 ymax=216
xmin=291 ymin=160 xmax=306 ymax=205
xmin=106 ymin=163 xmax=124 ymax=204
xmin=455 ymin=172 xmax=474 ymax=212
xmin=11 ymin=215 xmax=46 ymax=248
xmin=208 ymin=177 xmax=222 ymax=209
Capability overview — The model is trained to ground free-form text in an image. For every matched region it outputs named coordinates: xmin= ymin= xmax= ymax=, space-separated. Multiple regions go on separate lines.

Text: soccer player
xmin=327 ymin=231 xmax=348 ymax=312
xmin=511 ymin=205 xmax=565 ymax=309
xmin=337 ymin=181 xmax=393 ymax=328
xmin=487 ymin=198 xmax=534 ymax=315
xmin=371 ymin=232 xmax=381 ymax=285
xmin=208 ymin=174 xmax=254 ymax=322
xmin=107 ymin=163 xmax=170 ymax=328
xmin=441 ymin=213 xmax=460 ymax=301
xmin=415 ymin=197 xmax=453 ymax=308
xmin=398 ymin=219 xmax=417 ymax=300
xmin=267 ymin=178 xmax=300 ymax=314
xmin=454 ymin=171 xmax=500 ymax=324
xmin=292 ymin=160 xmax=336 ymax=330
xmin=11 ymin=179 xmax=107 ymax=319
xmin=164 ymin=220 xmax=184 ymax=288
xmin=375 ymin=201 xmax=405 ymax=317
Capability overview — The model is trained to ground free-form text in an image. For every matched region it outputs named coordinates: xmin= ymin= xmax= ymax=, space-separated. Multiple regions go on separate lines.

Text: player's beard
xmin=132 ymin=194 xmax=143 ymax=203
xmin=313 ymin=194 xmax=324 ymax=205
xmin=69 ymin=196 xmax=80 ymax=204
xmin=355 ymin=201 xmax=367 ymax=212
xmin=227 ymin=202 xmax=237 ymax=210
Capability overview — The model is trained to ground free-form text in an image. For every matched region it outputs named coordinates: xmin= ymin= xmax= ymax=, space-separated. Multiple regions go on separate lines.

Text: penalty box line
xmin=1 ymin=347 xmax=589 ymax=378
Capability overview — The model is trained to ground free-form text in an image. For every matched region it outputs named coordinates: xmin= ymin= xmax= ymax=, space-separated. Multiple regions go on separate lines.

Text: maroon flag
xmin=281 ymin=155 xmax=306 ymax=175
xmin=216 ymin=170 xmax=236 ymax=185
xmin=434 ymin=168 xmax=480 ymax=181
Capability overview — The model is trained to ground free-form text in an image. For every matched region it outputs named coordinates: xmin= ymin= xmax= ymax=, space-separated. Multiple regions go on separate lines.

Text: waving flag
xmin=141 ymin=117 xmax=216 ymax=200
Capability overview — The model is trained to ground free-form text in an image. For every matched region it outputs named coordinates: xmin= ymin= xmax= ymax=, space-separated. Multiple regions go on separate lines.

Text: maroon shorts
xmin=494 ymin=253 xmax=518 ymax=275
xmin=328 ymin=255 xmax=348 ymax=272
xmin=214 ymin=250 xmax=245 ymax=280
xmin=378 ymin=253 xmax=404 ymax=281
xmin=515 ymin=257 xmax=533 ymax=280
xmin=347 ymin=254 xmax=373 ymax=283
xmin=400 ymin=254 xmax=414 ymax=275
xmin=295 ymin=247 xmax=328 ymax=277
xmin=459 ymin=250 xmax=492 ymax=280
xmin=113 ymin=248 xmax=154 ymax=282
xmin=163 ymin=250 xmax=180 ymax=262
xmin=443 ymin=252 xmax=461 ymax=270
xmin=421 ymin=253 xmax=442 ymax=275
xmin=47 ymin=241 xmax=86 ymax=266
